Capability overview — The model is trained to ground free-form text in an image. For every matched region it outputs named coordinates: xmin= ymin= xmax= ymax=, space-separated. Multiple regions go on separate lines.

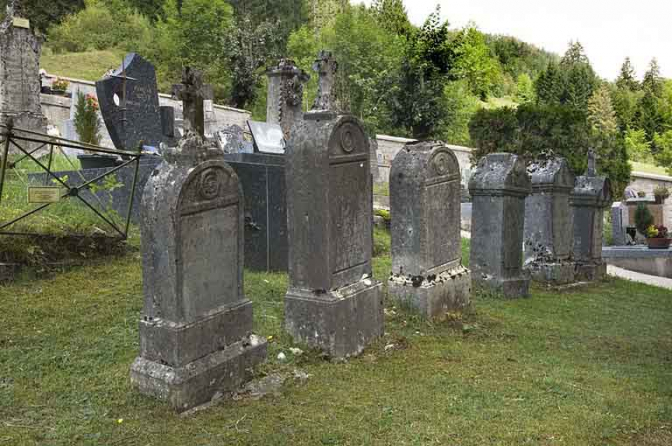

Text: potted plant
xmin=73 ymin=92 xmax=117 ymax=169
xmin=51 ymin=77 xmax=69 ymax=96
xmin=646 ymin=224 xmax=671 ymax=249
xmin=634 ymin=202 xmax=654 ymax=239
xmin=653 ymin=186 xmax=670 ymax=204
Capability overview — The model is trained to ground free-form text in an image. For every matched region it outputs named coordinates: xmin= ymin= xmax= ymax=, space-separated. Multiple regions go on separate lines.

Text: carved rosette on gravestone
xmin=266 ymin=59 xmax=309 ymax=140
xmin=0 ymin=1 xmax=48 ymax=153
xmin=570 ymin=151 xmax=612 ymax=281
xmin=284 ymin=112 xmax=384 ymax=358
xmin=130 ymin=69 xmax=266 ymax=411
xmin=388 ymin=141 xmax=471 ymax=318
xmin=468 ymin=153 xmax=532 ymax=298
xmin=523 ymin=156 xmax=576 ymax=285
xmin=96 ymin=53 xmax=175 ymax=151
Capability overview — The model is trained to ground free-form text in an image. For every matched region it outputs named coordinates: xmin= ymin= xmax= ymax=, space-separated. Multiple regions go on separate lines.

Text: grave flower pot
xmin=77 ymin=154 xmax=119 ymax=170
xmin=646 ymin=238 xmax=671 ymax=249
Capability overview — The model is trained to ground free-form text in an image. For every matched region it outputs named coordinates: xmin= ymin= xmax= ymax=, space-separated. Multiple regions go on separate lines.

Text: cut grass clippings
xmin=1 ymin=234 xmax=671 ymax=445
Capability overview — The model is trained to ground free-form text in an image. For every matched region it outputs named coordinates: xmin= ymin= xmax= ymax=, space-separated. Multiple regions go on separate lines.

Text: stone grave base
xmin=388 ymin=266 xmax=471 ymax=319
xmin=525 ymin=261 xmax=575 ymax=285
xmin=575 ymin=261 xmax=607 ymax=281
xmin=473 ymin=276 xmax=530 ymax=298
xmin=285 ymin=280 xmax=384 ymax=359
xmin=130 ymin=335 xmax=267 ymax=412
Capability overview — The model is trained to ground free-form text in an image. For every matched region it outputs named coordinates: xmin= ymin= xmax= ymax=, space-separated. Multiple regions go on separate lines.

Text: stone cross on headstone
xmin=266 ymin=59 xmax=309 ymax=139
xmin=312 ymin=50 xmax=338 ymax=111
xmin=174 ymin=67 xmax=213 ymax=139
xmin=587 ymin=148 xmax=596 ymax=176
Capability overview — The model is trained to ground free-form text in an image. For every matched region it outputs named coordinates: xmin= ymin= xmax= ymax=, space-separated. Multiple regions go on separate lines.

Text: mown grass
xmin=630 ymin=161 xmax=670 ymax=177
xmin=40 ymin=49 xmax=127 ymax=82
xmin=1 ymin=232 xmax=671 ymax=445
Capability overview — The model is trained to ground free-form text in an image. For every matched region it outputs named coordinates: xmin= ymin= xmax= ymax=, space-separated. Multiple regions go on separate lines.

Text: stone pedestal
xmin=388 ymin=141 xmax=470 ymax=318
xmin=469 ymin=153 xmax=531 ymax=298
xmin=284 ymin=112 xmax=383 ymax=358
xmin=523 ymin=157 xmax=576 ymax=285
xmin=571 ymin=173 xmax=612 ymax=281
xmin=131 ymin=131 xmax=266 ymax=411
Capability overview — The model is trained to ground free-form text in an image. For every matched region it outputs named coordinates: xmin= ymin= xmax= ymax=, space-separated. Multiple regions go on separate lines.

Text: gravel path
xmin=607 ymin=265 xmax=672 ymax=290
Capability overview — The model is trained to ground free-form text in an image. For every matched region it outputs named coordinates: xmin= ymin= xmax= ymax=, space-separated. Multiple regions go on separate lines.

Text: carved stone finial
xmin=587 ymin=148 xmax=596 ymax=177
xmin=311 ymin=50 xmax=338 ymax=111
xmin=173 ymin=67 xmax=213 ymax=139
xmin=266 ymin=59 xmax=310 ymax=139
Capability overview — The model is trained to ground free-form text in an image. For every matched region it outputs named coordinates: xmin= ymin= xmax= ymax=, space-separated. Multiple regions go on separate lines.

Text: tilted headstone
xmin=130 ymin=69 xmax=266 ymax=411
xmin=266 ymin=59 xmax=309 ymax=140
xmin=0 ymin=0 xmax=48 ymax=152
xmin=96 ymin=53 xmax=175 ymax=151
xmin=523 ymin=156 xmax=576 ymax=284
xmin=571 ymin=150 xmax=612 ymax=281
xmin=469 ymin=153 xmax=531 ymax=297
xmin=389 ymin=141 xmax=471 ymax=318
xmin=284 ymin=111 xmax=383 ymax=358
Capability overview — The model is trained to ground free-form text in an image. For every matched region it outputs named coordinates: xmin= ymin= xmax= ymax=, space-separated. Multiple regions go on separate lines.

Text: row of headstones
xmin=129 ymin=67 xmax=611 ymax=413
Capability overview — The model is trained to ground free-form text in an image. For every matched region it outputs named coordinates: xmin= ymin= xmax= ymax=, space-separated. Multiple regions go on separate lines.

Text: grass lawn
xmin=40 ymin=49 xmax=126 ymax=82
xmin=630 ymin=161 xmax=670 ymax=177
xmin=1 ymin=234 xmax=672 ymax=445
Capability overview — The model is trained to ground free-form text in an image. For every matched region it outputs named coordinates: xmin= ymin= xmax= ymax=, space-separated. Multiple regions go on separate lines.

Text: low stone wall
xmin=603 ymin=246 xmax=672 ymax=278
xmin=629 ymin=171 xmax=672 ymax=227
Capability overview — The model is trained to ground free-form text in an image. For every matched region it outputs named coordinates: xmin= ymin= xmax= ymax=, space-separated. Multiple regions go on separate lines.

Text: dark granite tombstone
xmin=523 ymin=156 xmax=576 ymax=285
xmin=130 ymin=69 xmax=266 ymax=411
xmin=388 ymin=141 xmax=471 ymax=318
xmin=96 ymin=53 xmax=175 ymax=151
xmin=284 ymin=111 xmax=384 ymax=358
xmin=469 ymin=153 xmax=531 ymax=298
xmin=571 ymin=150 xmax=612 ymax=280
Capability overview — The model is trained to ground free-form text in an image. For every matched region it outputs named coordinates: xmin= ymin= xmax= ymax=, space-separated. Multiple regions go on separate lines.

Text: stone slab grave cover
xmin=388 ymin=141 xmax=471 ymax=318
xmin=130 ymin=68 xmax=266 ymax=411
xmin=469 ymin=153 xmax=531 ymax=298
xmin=96 ymin=53 xmax=175 ymax=152
xmin=571 ymin=150 xmax=612 ymax=281
xmin=0 ymin=0 xmax=48 ymax=154
xmin=284 ymin=111 xmax=384 ymax=358
xmin=523 ymin=156 xmax=576 ymax=285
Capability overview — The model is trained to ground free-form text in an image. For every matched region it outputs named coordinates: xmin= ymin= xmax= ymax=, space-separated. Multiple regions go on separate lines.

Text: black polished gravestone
xmin=96 ymin=53 xmax=175 ymax=151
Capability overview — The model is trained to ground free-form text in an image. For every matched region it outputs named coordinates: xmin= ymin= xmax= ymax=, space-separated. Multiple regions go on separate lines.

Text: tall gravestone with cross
xmin=523 ymin=156 xmax=576 ymax=285
xmin=266 ymin=59 xmax=310 ymax=140
xmin=284 ymin=56 xmax=383 ymax=357
xmin=130 ymin=68 xmax=266 ymax=411
xmin=388 ymin=141 xmax=471 ymax=319
xmin=469 ymin=153 xmax=531 ymax=298
xmin=0 ymin=0 xmax=47 ymax=152
xmin=571 ymin=149 xmax=612 ymax=281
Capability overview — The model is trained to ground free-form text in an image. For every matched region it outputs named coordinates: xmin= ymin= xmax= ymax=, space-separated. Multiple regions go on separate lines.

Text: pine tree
xmin=642 ymin=58 xmax=663 ymax=96
xmin=588 ymin=84 xmax=618 ymax=136
xmin=616 ymin=57 xmax=639 ymax=91
xmin=372 ymin=0 xmax=411 ymax=36
xmin=535 ymin=62 xmax=563 ymax=105
xmin=560 ymin=41 xmax=589 ymax=66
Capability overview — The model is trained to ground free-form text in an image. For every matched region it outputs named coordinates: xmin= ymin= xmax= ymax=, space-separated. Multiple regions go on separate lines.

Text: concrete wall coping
xmin=445 ymin=144 xmax=472 ymax=153
xmin=603 ymin=246 xmax=672 ymax=258
xmin=376 ymin=134 xmax=417 ymax=143
xmin=632 ymin=171 xmax=672 ymax=182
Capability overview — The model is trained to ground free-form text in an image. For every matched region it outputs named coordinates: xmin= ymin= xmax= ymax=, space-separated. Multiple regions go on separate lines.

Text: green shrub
xmin=74 ymin=91 xmax=101 ymax=145
xmin=634 ymin=203 xmax=654 ymax=236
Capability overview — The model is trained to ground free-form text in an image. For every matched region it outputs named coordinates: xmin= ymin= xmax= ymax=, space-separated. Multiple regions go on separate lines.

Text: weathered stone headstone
xmin=312 ymin=50 xmax=337 ymax=111
xmin=266 ymin=59 xmax=309 ymax=140
xmin=0 ymin=0 xmax=48 ymax=152
xmin=469 ymin=153 xmax=531 ymax=297
xmin=388 ymin=141 xmax=471 ymax=318
xmin=284 ymin=110 xmax=383 ymax=358
xmin=611 ymin=201 xmax=629 ymax=245
xmin=130 ymin=69 xmax=266 ymax=411
xmin=96 ymin=53 xmax=175 ymax=151
xmin=571 ymin=150 xmax=612 ymax=281
xmin=523 ymin=156 xmax=576 ymax=284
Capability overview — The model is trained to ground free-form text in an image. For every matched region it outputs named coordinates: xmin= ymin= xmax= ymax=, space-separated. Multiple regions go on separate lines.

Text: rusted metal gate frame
xmin=0 ymin=122 xmax=143 ymax=240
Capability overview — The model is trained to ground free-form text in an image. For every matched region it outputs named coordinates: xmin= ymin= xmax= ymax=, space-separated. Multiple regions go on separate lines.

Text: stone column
xmin=130 ymin=70 xmax=266 ymax=411
xmin=266 ymin=59 xmax=309 ymax=140
xmin=523 ymin=157 xmax=576 ymax=285
xmin=468 ymin=153 xmax=531 ymax=298
xmin=0 ymin=2 xmax=47 ymax=151
xmin=388 ymin=141 xmax=471 ymax=318
xmin=571 ymin=166 xmax=612 ymax=281
xmin=284 ymin=112 xmax=383 ymax=358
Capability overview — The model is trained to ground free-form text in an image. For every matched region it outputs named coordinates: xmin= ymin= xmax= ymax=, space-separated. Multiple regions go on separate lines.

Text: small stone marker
xmin=571 ymin=149 xmax=612 ymax=280
xmin=468 ymin=153 xmax=531 ymax=297
xmin=284 ymin=109 xmax=383 ymax=358
xmin=388 ymin=141 xmax=471 ymax=318
xmin=611 ymin=201 xmax=629 ymax=245
xmin=266 ymin=59 xmax=309 ymax=140
xmin=130 ymin=69 xmax=266 ymax=411
xmin=96 ymin=53 xmax=175 ymax=151
xmin=523 ymin=156 xmax=576 ymax=285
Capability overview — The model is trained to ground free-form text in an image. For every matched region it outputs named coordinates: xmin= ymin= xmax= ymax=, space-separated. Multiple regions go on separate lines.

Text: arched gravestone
xmin=523 ymin=157 xmax=576 ymax=285
xmin=284 ymin=112 xmax=384 ymax=358
xmin=388 ymin=141 xmax=471 ymax=318
xmin=571 ymin=152 xmax=612 ymax=280
xmin=469 ymin=153 xmax=531 ymax=298
xmin=130 ymin=133 xmax=266 ymax=411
